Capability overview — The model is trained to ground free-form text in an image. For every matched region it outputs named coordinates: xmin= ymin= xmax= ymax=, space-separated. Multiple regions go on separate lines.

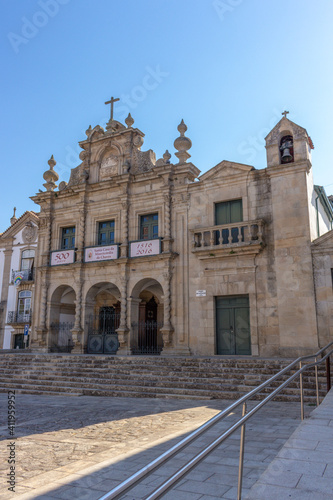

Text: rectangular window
xmin=61 ymin=227 xmax=75 ymax=249
xmin=98 ymin=221 xmax=115 ymax=245
xmin=21 ymin=249 xmax=35 ymax=271
xmin=215 ymin=199 xmax=243 ymax=244
xmin=140 ymin=213 xmax=158 ymax=240
xmin=17 ymin=290 xmax=32 ymax=322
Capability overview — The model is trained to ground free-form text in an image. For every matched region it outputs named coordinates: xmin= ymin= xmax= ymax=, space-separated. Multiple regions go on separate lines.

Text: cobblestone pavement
xmin=0 ymin=393 xmax=313 ymax=499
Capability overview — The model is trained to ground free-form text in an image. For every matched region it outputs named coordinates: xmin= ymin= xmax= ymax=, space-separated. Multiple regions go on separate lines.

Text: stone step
xmin=0 ymin=354 xmax=294 ymax=368
xmin=0 ymin=374 xmax=322 ymax=401
xmin=0 ymin=353 xmax=327 ymax=403
xmin=0 ymin=369 xmax=325 ymax=394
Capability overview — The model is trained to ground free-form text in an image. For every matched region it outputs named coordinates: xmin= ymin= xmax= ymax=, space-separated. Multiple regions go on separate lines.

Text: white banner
xmin=130 ymin=239 xmax=160 ymax=257
xmin=50 ymin=250 xmax=75 ymax=266
xmin=85 ymin=245 xmax=118 ymax=262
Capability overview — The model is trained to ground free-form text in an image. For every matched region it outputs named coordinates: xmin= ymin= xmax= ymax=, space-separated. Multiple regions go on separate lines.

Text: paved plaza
xmin=0 ymin=391 xmax=331 ymax=499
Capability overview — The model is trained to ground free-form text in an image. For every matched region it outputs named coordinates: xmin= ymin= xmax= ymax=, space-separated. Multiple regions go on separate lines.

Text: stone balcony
xmin=191 ymin=219 xmax=265 ymax=259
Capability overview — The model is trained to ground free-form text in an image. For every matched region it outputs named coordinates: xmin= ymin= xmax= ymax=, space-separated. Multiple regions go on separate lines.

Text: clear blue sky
xmin=1 ymin=0 xmax=333 ymax=232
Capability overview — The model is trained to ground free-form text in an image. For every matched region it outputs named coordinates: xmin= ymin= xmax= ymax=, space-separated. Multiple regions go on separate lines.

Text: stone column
xmin=160 ymin=262 xmax=174 ymax=355
xmin=33 ymin=213 xmax=52 ymax=350
xmin=120 ymin=186 xmax=129 ymax=257
xmin=163 ymin=191 xmax=172 ymax=253
xmin=71 ymin=278 xmax=84 ymax=353
xmin=76 ymin=207 xmax=87 ymax=262
xmin=116 ymin=273 xmax=130 ymax=354
xmin=0 ymin=247 xmax=13 ymax=349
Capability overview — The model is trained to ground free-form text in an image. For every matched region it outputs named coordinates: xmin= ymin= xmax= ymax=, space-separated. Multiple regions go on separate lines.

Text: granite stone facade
xmin=3 ymin=112 xmax=331 ymax=357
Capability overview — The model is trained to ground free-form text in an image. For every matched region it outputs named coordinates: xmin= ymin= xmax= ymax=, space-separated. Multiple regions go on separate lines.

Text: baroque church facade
xmin=1 ymin=107 xmax=333 ymax=357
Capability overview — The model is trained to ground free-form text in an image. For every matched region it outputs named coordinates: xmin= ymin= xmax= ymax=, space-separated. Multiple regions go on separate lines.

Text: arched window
xmin=280 ymin=135 xmax=294 ymax=164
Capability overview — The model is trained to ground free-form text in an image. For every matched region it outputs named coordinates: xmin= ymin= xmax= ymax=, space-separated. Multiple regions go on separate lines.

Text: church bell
xmin=281 ymin=147 xmax=293 ymax=162
xmin=280 ymin=136 xmax=293 ymax=163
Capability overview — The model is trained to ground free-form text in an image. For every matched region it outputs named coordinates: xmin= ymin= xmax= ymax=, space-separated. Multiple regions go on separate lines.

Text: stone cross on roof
xmin=105 ymin=96 xmax=120 ymax=121
xmin=282 ymin=110 xmax=289 ymax=118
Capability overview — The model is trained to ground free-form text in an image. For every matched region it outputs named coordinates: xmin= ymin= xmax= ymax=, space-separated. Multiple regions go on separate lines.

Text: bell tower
xmin=265 ymin=113 xmax=318 ymax=356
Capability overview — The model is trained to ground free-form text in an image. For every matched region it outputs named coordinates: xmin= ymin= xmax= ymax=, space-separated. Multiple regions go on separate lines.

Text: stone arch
xmin=279 ymin=129 xmax=294 ymax=164
xmin=49 ymin=285 xmax=76 ymax=351
xmin=130 ymin=278 xmax=164 ymax=354
xmin=84 ymin=281 xmax=121 ymax=354
xmin=98 ymin=142 xmax=123 ymax=180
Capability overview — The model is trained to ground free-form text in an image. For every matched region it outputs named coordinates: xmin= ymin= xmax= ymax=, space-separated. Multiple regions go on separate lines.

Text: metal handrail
xmin=98 ymin=341 xmax=333 ymax=500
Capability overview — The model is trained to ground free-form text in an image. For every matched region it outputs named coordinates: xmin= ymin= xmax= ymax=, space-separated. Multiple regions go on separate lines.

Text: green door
xmin=216 ymin=296 xmax=251 ymax=355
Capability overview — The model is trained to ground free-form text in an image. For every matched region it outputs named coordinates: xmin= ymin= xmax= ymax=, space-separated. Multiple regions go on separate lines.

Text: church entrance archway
xmin=130 ymin=279 xmax=164 ymax=355
xmin=85 ymin=282 xmax=121 ymax=354
xmin=49 ymin=285 xmax=76 ymax=352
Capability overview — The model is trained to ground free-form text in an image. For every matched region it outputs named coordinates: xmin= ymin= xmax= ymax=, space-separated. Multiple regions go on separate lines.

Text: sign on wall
xmin=130 ymin=239 xmax=161 ymax=257
xmin=50 ymin=250 xmax=75 ymax=266
xmin=84 ymin=245 xmax=118 ymax=262
xmin=196 ymin=290 xmax=207 ymax=297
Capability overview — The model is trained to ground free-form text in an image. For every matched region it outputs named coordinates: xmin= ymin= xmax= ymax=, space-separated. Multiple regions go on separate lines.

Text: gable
xmin=0 ymin=211 xmax=39 ymax=241
xmin=265 ymin=116 xmax=309 ymax=146
xmin=199 ymin=160 xmax=254 ymax=182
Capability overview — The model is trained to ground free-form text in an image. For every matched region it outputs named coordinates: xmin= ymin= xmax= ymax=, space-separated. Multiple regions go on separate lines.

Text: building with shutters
xmin=0 ymin=210 xmax=39 ymax=349
xmin=7 ymin=108 xmax=333 ymax=357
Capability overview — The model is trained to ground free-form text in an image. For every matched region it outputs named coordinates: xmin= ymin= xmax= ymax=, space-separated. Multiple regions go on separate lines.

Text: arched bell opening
xmin=49 ymin=285 xmax=76 ymax=352
xmin=280 ymin=134 xmax=294 ymax=164
xmin=130 ymin=279 xmax=164 ymax=355
xmin=84 ymin=282 xmax=121 ymax=354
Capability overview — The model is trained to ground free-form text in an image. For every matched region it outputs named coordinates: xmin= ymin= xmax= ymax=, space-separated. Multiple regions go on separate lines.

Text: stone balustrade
xmin=191 ymin=219 xmax=265 ymax=257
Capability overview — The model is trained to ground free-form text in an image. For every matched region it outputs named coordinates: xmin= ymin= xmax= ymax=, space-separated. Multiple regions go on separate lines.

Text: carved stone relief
xmin=22 ymin=223 xmax=37 ymax=243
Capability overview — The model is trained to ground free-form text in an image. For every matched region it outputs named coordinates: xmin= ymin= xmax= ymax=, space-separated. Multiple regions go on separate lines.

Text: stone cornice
xmin=266 ymin=160 xmax=311 ymax=177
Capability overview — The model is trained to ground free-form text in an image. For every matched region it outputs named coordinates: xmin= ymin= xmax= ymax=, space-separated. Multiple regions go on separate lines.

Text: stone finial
xmin=125 ymin=113 xmax=134 ymax=128
xmin=163 ymin=150 xmax=171 ymax=163
xmin=174 ymin=119 xmax=192 ymax=164
xmin=10 ymin=207 xmax=17 ymax=225
xmin=43 ymin=155 xmax=59 ymax=191
xmin=85 ymin=125 xmax=92 ymax=138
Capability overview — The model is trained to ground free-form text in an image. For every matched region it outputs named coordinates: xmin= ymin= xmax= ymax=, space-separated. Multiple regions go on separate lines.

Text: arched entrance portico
xmin=84 ymin=282 xmax=121 ymax=354
xmin=49 ymin=285 xmax=76 ymax=352
xmin=130 ymin=279 xmax=164 ymax=355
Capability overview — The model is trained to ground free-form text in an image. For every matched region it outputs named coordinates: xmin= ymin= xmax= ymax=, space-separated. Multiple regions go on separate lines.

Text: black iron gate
xmin=50 ymin=321 xmax=74 ymax=353
xmin=132 ymin=321 xmax=163 ymax=355
xmin=87 ymin=307 xmax=120 ymax=354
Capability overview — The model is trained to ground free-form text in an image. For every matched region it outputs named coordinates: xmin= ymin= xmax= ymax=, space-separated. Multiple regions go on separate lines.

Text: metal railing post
xmin=98 ymin=341 xmax=333 ymax=500
xmin=326 ymin=356 xmax=331 ymax=392
xmin=237 ymin=402 xmax=247 ymax=500
xmin=299 ymin=361 xmax=304 ymax=420
xmin=315 ymin=357 xmax=320 ymax=406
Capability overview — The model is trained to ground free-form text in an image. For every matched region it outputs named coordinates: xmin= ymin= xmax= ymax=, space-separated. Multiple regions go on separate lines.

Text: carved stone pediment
xmin=199 ymin=161 xmax=254 ymax=182
xmin=89 ymin=125 xmax=105 ymax=141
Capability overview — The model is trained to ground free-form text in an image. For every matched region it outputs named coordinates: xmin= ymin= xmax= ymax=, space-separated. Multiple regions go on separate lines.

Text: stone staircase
xmin=0 ymin=353 xmax=328 ymax=402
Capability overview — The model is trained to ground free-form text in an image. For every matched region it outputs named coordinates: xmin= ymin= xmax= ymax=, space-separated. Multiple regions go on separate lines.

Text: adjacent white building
xmin=0 ymin=210 xmax=39 ymax=349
